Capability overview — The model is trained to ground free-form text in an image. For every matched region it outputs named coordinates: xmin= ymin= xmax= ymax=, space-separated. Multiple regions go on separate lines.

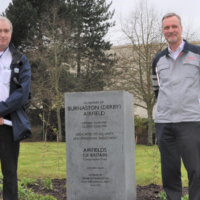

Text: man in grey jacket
xmin=152 ymin=13 xmax=200 ymax=200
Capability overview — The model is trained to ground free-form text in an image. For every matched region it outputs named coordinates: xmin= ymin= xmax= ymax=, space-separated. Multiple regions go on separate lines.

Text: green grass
xmin=136 ymin=145 xmax=188 ymax=186
xmin=0 ymin=143 xmax=188 ymax=186
xmin=18 ymin=142 xmax=67 ymax=179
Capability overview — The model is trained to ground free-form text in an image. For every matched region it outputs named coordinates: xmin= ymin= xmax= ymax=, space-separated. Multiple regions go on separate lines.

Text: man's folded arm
xmin=0 ymin=56 xmax=31 ymax=117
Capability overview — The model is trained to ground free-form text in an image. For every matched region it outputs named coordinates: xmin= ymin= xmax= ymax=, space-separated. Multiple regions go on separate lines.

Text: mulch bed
xmin=31 ymin=179 xmax=189 ymax=200
xmin=136 ymin=184 xmax=188 ymax=200
xmin=0 ymin=179 xmax=189 ymax=200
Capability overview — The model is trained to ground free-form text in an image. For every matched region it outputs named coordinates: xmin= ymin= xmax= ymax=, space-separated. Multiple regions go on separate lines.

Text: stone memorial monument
xmin=65 ymin=91 xmax=136 ymax=200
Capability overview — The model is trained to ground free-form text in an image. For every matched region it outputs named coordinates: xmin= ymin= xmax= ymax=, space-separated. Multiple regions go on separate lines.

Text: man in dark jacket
xmin=0 ymin=16 xmax=31 ymax=200
xmin=152 ymin=13 xmax=200 ymax=200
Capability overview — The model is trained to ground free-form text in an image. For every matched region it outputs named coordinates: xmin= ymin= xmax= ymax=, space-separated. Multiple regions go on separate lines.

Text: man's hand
xmin=0 ymin=118 xmax=4 ymax=125
xmin=22 ymin=93 xmax=32 ymax=112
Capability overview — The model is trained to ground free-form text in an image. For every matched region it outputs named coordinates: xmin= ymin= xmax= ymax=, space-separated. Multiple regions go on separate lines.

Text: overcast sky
xmin=1 ymin=0 xmax=200 ymax=45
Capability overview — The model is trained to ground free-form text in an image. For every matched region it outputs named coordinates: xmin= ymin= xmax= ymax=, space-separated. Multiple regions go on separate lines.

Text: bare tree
xmin=109 ymin=0 xmax=166 ymax=145
xmin=182 ymin=18 xmax=200 ymax=42
xmin=109 ymin=0 xmax=200 ymax=145
xmin=27 ymin=1 xmax=75 ymax=141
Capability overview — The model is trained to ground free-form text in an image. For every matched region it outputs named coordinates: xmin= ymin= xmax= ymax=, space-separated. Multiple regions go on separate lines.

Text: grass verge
xmin=0 ymin=143 xmax=188 ymax=186
xmin=136 ymin=145 xmax=188 ymax=186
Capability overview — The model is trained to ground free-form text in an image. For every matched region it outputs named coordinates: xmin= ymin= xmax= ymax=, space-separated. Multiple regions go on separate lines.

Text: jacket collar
xmin=165 ymin=39 xmax=189 ymax=57
xmin=182 ymin=40 xmax=189 ymax=53
xmin=9 ymin=43 xmax=22 ymax=64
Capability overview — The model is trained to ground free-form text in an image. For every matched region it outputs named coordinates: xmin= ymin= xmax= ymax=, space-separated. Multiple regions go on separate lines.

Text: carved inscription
xmin=83 ymin=148 xmax=108 ymax=161
xmin=67 ymin=100 xmax=121 ymax=116
xmin=81 ymin=166 xmax=111 ymax=187
xmin=67 ymin=99 xmax=122 ymax=189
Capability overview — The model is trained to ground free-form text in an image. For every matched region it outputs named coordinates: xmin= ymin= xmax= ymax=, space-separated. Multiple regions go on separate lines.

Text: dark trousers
xmin=0 ymin=125 xmax=19 ymax=200
xmin=156 ymin=122 xmax=200 ymax=200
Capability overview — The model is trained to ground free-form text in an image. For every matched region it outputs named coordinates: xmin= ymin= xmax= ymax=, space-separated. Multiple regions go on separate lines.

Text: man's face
xmin=162 ymin=16 xmax=183 ymax=45
xmin=0 ymin=20 xmax=12 ymax=52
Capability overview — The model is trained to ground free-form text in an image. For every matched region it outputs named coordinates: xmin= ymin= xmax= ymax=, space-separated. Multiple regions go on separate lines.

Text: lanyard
xmin=0 ymin=47 xmax=8 ymax=59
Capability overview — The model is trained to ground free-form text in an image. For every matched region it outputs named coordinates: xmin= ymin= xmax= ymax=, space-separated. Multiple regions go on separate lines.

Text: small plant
xmin=0 ymin=173 xmax=3 ymax=185
xmin=18 ymin=181 xmax=34 ymax=200
xmin=0 ymin=184 xmax=3 ymax=193
xmin=159 ymin=191 xmax=167 ymax=200
xmin=41 ymin=177 xmax=54 ymax=190
xmin=40 ymin=195 xmax=57 ymax=200
xmin=182 ymin=194 xmax=189 ymax=200
xmin=18 ymin=180 xmax=56 ymax=200
xmin=39 ymin=113 xmax=60 ymax=180
xmin=28 ymin=193 xmax=57 ymax=200
xmin=20 ymin=177 xmax=38 ymax=187
xmin=159 ymin=191 xmax=189 ymax=200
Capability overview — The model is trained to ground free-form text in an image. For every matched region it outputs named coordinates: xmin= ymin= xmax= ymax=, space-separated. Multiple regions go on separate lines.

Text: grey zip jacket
xmin=152 ymin=40 xmax=200 ymax=123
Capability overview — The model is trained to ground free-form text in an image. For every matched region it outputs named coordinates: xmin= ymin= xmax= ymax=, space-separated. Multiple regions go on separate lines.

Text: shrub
xmin=135 ymin=116 xmax=155 ymax=144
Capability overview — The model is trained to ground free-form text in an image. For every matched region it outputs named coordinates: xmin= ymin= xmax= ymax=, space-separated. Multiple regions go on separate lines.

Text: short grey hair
xmin=162 ymin=13 xmax=182 ymax=26
xmin=0 ymin=16 xmax=13 ymax=32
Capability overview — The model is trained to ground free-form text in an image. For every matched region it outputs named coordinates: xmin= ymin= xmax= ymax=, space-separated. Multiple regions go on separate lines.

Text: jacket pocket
xmin=11 ymin=109 xmax=32 ymax=141
xmin=157 ymin=63 xmax=170 ymax=79
xmin=183 ymin=60 xmax=199 ymax=77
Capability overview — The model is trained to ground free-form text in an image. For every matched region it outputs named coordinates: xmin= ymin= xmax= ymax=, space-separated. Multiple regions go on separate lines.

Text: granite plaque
xmin=65 ymin=91 xmax=136 ymax=200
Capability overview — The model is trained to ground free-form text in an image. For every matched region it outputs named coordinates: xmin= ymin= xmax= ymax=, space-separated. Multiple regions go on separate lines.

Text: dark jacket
xmin=0 ymin=43 xmax=32 ymax=141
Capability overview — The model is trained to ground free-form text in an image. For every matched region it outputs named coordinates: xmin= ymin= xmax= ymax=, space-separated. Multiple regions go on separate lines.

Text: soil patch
xmin=31 ymin=179 xmax=189 ymax=200
xmin=0 ymin=179 xmax=189 ymax=200
xmin=136 ymin=184 xmax=188 ymax=200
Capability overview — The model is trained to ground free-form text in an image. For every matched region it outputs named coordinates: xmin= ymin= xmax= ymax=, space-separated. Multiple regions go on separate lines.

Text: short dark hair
xmin=162 ymin=13 xmax=182 ymax=26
